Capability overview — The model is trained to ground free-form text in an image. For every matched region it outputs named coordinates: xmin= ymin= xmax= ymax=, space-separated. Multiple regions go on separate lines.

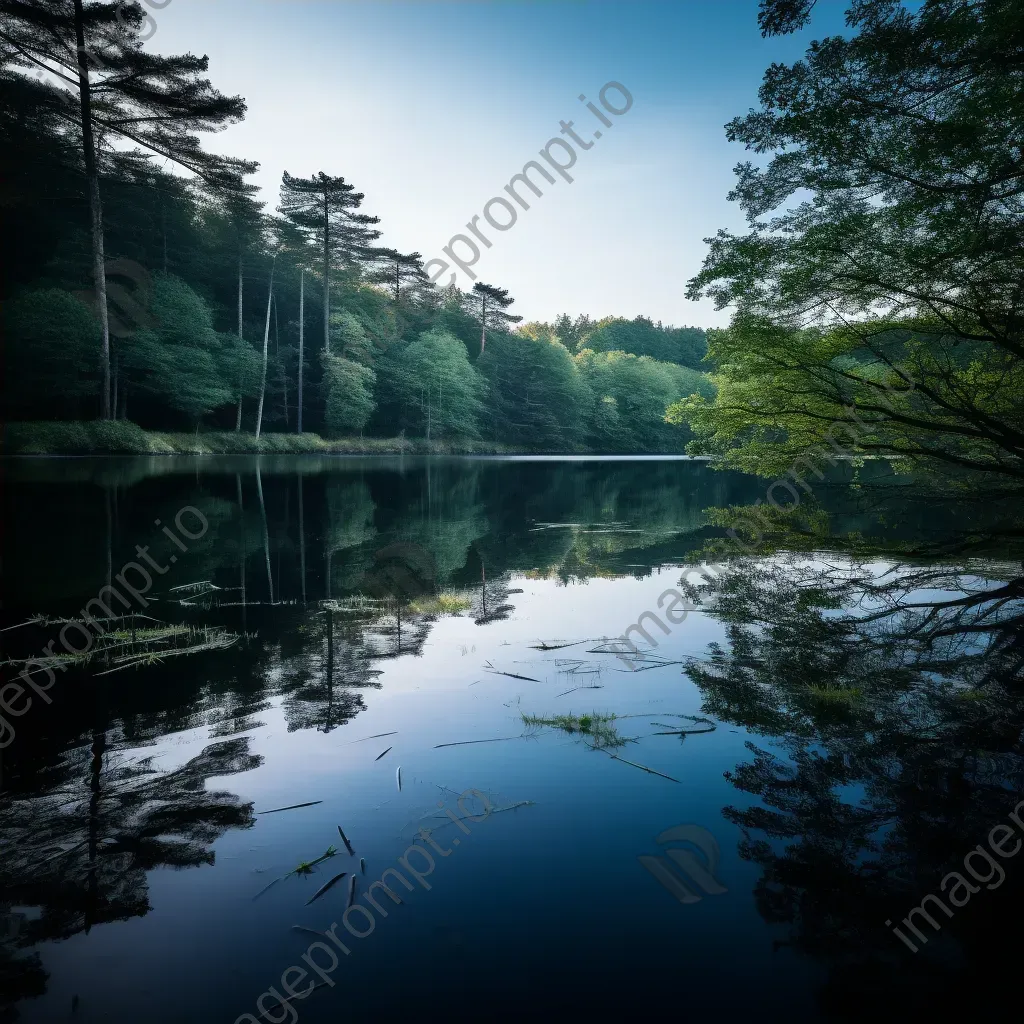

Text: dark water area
xmin=1 ymin=456 xmax=1022 ymax=1023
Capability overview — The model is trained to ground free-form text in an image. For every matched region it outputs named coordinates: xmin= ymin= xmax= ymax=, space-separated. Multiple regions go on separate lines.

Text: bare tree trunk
xmin=254 ymin=253 xmax=277 ymax=440
xmin=298 ymin=474 xmax=306 ymax=604
xmin=235 ymin=254 xmax=243 ymax=431
xmin=274 ymin=294 xmax=288 ymax=428
xmin=74 ymin=0 xmax=111 ymax=419
xmin=297 ymin=268 xmax=304 ymax=433
xmin=480 ymin=293 xmax=488 ymax=357
xmin=112 ymin=350 xmax=119 ymax=420
xmin=236 ymin=473 xmax=247 ymax=634
xmin=256 ymin=463 xmax=273 ymax=604
xmin=323 ymin=194 xmax=330 ymax=354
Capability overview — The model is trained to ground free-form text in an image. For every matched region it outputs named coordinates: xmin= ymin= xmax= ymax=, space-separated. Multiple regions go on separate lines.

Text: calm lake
xmin=1 ymin=456 xmax=1021 ymax=1023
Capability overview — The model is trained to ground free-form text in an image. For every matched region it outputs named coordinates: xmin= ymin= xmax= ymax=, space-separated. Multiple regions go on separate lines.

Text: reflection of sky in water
xmin=3 ymin=458 xmax=1020 ymax=1023
xmin=16 ymin=569 xmax=825 ymax=1023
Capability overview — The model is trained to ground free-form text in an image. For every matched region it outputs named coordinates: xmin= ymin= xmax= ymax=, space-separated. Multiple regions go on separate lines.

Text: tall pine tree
xmin=278 ymin=171 xmax=380 ymax=356
xmin=0 ymin=0 xmax=254 ymax=418
xmin=465 ymin=282 xmax=522 ymax=356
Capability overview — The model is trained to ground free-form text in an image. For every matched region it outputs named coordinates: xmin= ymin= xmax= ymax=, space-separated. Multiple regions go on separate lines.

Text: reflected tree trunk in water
xmin=325 ymin=607 xmax=334 ymax=728
xmin=236 ymin=474 xmax=246 ymax=634
xmin=256 ymin=464 xmax=273 ymax=604
xmin=85 ymin=725 xmax=105 ymax=935
xmin=298 ymin=475 xmax=307 ymax=605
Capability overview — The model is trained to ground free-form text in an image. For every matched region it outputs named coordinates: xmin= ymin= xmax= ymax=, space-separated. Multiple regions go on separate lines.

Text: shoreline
xmin=0 ymin=421 xmax=695 ymax=459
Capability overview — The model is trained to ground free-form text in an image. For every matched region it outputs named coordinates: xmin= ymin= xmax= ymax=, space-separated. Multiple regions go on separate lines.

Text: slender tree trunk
xmin=323 ymin=194 xmax=330 ymax=354
xmin=235 ymin=253 xmax=244 ymax=431
xmin=74 ymin=0 xmax=111 ymax=419
xmin=254 ymin=253 xmax=277 ymax=440
xmin=256 ymin=462 xmax=273 ymax=603
xmin=480 ymin=294 xmax=488 ymax=357
xmin=236 ymin=474 xmax=246 ymax=634
xmin=85 ymin=724 xmax=106 ymax=934
xmin=274 ymin=294 xmax=288 ymax=428
xmin=394 ymin=258 xmax=400 ymax=303
xmin=297 ymin=268 xmax=305 ymax=433
xmin=298 ymin=474 xmax=307 ymax=604
xmin=325 ymin=607 xmax=334 ymax=695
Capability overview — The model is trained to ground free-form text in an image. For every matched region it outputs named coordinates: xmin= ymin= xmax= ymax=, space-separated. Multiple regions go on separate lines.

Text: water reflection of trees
xmin=683 ymin=558 xmax=1024 ymax=1018
xmin=0 ymin=732 xmax=258 ymax=1020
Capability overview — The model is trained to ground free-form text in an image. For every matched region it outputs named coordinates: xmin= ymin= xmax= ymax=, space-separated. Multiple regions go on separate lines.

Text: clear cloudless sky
xmin=147 ymin=0 xmax=850 ymax=328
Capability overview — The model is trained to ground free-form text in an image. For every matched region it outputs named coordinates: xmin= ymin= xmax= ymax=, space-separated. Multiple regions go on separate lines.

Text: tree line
xmin=0 ymin=1 xmax=711 ymax=452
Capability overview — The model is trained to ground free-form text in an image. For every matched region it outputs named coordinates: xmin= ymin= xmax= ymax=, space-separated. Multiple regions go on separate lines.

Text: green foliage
xmin=322 ymin=353 xmax=376 ymax=435
xmin=378 ymin=328 xmax=486 ymax=439
xmin=121 ymin=274 xmax=235 ymax=425
xmin=584 ymin=316 xmax=708 ymax=369
xmin=3 ymin=289 xmax=100 ymax=417
xmin=478 ymin=334 xmax=591 ymax=449
xmin=2 ymin=420 xmax=156 ymax=454
xmin=576 ymin=349 xmax=713 ymax=452
xmin=685 ymin=0 xmax=1024 ymax=486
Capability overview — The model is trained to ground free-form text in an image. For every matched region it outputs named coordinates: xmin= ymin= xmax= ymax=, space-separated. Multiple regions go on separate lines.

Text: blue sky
xmin=149 ymin=0 xmax=850 ymax=328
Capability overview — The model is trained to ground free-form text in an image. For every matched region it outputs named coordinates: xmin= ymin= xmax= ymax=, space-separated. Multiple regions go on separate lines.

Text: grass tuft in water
xmin=521 ymin=711 xmax=628 ymax=749
xmin=408 ymin=592 xmax=471 ymax=615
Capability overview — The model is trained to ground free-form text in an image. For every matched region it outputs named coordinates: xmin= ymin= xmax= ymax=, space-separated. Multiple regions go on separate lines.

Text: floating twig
xmin=256 ymin=800 xmax=322 ymax=815
xmin=485 ymin=669 xmax=541 ymax=682
xmin=607 ymin=754 xmax=679 ymax=783
xmin=360 ymin=857 xmax=366 ymax=874
xmin=337 ymin=826 xmax=354 ymax=856
xmin=433 ymin=736 xmax=522 ymax=749
xmin=350 ymin=731 xmax=398 ymax=744
xmin=305 ymin=871 xmax=348 ymax=906
xmin=253 ymin=874 xmax=287 ymax=900
xmin=291 ymin=925 xmax=325 ymax=939
xmin=396 ymin=766 xmax=402 ymax=792
xmin=375 ymin=746 xmax=393 ymax=761
xmin=347 ymin=875 xmax=356 ymax=908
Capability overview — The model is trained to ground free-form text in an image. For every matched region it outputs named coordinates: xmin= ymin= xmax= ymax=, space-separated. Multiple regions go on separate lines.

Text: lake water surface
xmin=1 ymin=456 xmax=1021 ymax=1022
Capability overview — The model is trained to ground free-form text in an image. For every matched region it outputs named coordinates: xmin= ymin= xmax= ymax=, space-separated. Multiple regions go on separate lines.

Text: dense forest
xmin=0 ymin=2 xmax=712 ymax=452
xmin=1 ymin=0 xmax=1021 ymax=484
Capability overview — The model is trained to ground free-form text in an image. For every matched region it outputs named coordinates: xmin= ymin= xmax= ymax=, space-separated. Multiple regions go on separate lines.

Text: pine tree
xmin=277 ymin=171 xmax=380 ymax=356
xmin=0 ymin=0 xmax=254 ymax=418
xmin=370 ymin=248 xmax=430 ymax=303
xmin=273 ymin=217 xmax=317 ymax=433
xmin=465 ymin=283 xmax=522 ymax=356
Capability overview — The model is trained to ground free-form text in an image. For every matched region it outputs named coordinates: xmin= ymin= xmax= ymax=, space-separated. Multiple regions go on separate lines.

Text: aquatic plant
xmin=408 ymin=592 xmax=471 ymax=615
xmin=521 ymin=711 xmax=628 ymax=750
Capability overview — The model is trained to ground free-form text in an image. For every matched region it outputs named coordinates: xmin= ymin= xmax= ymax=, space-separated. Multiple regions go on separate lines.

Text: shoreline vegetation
xmin=0 ymin=420 xmax=920 ymax=461
xmin=0 ymin=420 xmax=693 ymax=457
